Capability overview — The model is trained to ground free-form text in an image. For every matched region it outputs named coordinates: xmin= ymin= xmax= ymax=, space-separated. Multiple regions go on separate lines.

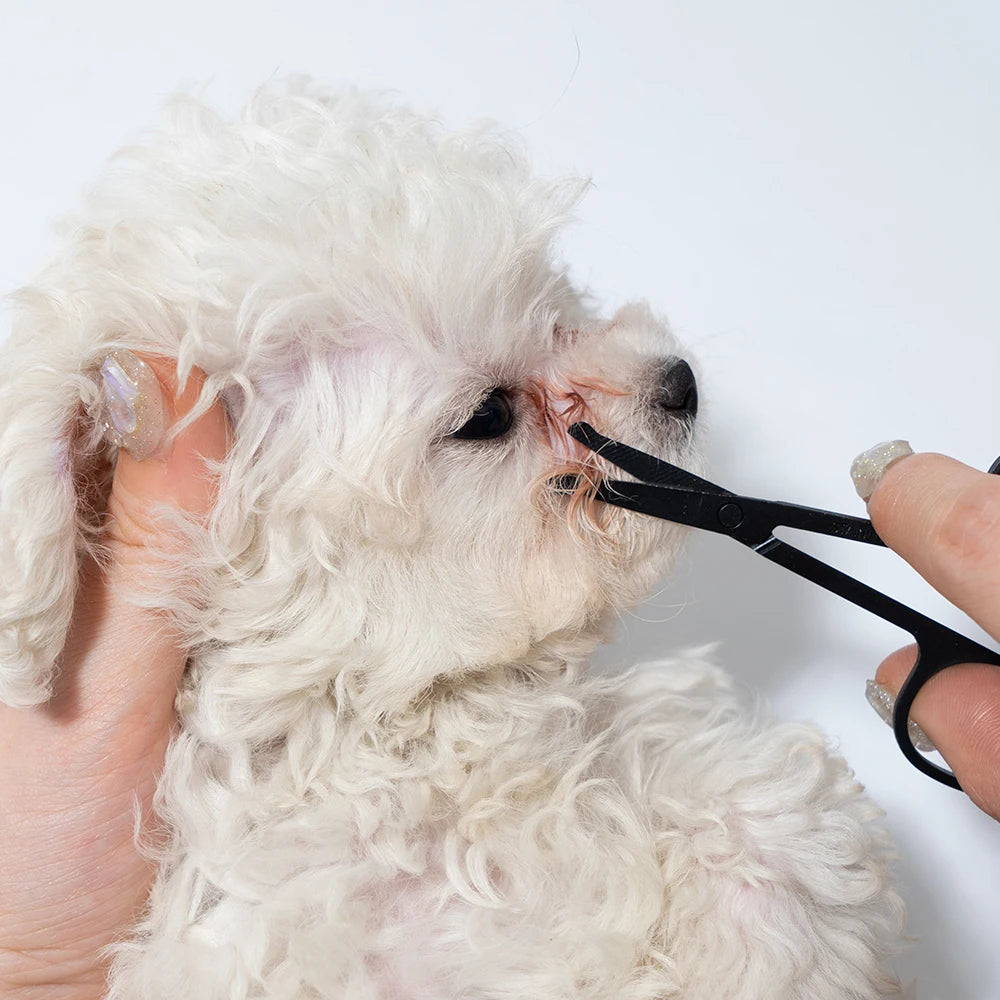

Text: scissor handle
xmin=893 ymin=628 xmax=1000 ymax=789
xmin=758 ymin=529 xmax=1000 ymax=790
xmin=897 ymin=454 xmax=1000 ymax=787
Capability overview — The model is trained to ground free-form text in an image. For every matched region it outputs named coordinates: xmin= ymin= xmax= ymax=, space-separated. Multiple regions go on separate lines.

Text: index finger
xmin=867 ymin=452 xmax=1000 ymax=643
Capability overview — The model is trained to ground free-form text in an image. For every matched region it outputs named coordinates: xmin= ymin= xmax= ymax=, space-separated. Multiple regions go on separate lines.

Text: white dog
xmin=0 ymin=80 xmax=902 ymax=998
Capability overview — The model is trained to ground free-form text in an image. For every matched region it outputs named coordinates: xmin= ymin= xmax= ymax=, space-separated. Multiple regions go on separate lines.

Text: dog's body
xmin=0 ymin=82 xmax=901 ymax=997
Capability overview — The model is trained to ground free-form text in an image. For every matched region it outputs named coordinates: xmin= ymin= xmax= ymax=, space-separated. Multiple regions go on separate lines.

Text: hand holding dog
xmin=0 ymin=360 xmax=228 ymax=997
xmin=861 ymin=449 xmax=1000 ymax=820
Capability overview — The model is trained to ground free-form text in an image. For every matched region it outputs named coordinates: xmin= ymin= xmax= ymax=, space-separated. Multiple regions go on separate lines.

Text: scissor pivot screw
xmin=718 ymin=502 xmax=744 ymax=529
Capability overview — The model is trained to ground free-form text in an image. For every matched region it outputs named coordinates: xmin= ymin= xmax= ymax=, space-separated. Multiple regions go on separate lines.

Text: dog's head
xmin=15 ymin=82 xmax=701 ymax=726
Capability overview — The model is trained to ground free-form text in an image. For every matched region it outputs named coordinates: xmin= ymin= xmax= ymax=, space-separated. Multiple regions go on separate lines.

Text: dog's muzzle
xmin=548 ymin=358 xmax=698 ymax=496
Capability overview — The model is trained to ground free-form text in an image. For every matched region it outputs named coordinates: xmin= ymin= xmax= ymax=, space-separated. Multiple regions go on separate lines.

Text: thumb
xmin=873 ymin=645 xmax=1000 ymax=817
xmin=47 ymin=351 xmax=228 ymax=722
xmin=102 ymin=350 xmax=228 ymax=557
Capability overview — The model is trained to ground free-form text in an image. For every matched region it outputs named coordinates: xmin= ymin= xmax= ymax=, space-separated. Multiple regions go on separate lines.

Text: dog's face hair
xmin=15 ymin=84 xmax=700 ymax=729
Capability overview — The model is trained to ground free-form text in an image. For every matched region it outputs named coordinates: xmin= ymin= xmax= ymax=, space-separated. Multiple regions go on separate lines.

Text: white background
xmin=2 ymin=2 xmax=998 ymax=995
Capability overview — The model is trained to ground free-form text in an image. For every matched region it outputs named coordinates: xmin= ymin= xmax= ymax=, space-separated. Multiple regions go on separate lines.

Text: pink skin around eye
xmin=523 ymin=373 xmax=631 ymax=531
xmin=524 ymin=373 xmax=629 ymax=461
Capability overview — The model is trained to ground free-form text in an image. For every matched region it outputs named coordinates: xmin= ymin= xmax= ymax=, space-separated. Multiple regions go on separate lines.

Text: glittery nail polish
xmin=865 ymin=679 xmax=936 ymax=752
xmin=99 ymin=349 xmax=168 ymax=461
xmin=850 ymin=441 xmax=913 ymax=502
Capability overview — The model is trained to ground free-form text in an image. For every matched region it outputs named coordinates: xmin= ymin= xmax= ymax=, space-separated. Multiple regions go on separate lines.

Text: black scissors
xmin=568 ymin=421 xmax=1000 ymax=790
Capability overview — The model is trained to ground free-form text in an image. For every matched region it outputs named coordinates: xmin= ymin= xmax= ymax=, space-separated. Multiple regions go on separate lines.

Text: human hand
xmin=0 ymin=354 xmax=228 ymax=997
xmin=852 ymin=444 xmax=1000 ymax=820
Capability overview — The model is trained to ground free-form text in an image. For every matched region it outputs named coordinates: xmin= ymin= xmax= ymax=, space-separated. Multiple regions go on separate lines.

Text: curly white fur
xmin=0 ymin=80 xmax=902 ymax=998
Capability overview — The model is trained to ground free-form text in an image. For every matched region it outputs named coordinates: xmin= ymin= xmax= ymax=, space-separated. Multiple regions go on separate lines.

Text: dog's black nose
xmin=656 ymin=358 xmax=697 ymax=418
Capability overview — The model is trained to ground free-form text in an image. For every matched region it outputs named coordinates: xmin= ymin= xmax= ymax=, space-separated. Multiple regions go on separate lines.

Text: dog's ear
xmin=0 ymin=319 xmax=108 ymax=707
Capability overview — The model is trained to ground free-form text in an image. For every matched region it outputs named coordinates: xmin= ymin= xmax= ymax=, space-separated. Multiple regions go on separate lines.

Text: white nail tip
xmin=865 ymin=679 xmax=936 ymax=753
xmin=99 ymin=349 xmax=167 ymax=461
xmin=850 ymin=440 xmax=913 ymax=501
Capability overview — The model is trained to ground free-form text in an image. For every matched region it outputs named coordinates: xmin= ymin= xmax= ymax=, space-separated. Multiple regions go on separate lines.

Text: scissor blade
xmin=569 ymin=422 xmax=731 ymax=495
xmin=571 ymin=424 xmax=883 ymax=546
xmin=597 ymin=480 xmax=886 ymax=551
xmin=595 ymin=479 xmax=736 ymax=535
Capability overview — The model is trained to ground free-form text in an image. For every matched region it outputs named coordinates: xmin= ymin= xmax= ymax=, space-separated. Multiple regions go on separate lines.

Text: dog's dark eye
xmin=452 ymin=388 xmax=514 ymax=440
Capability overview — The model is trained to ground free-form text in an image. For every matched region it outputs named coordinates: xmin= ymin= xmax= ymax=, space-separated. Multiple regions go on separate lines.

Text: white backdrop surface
xmin=2 ymin=2 xmax=998 ymax=996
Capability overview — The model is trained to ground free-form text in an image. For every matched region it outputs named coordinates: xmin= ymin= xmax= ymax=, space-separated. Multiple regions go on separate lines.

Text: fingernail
xmin=850 ymin=440 xmax=913 ymax=501
xmin=99 ymin=350 xmax=168 ymax=461
xmin=865 ymin=679 xmax=936 ymax=752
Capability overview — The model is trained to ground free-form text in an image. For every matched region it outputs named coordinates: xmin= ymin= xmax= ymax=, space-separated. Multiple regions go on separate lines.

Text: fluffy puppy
xmin=0 ymin=81 xmax=902 ymax=998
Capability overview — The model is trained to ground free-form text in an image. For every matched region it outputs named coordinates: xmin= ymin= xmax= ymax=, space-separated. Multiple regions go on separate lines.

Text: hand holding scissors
xmin=569 ymin=422 xmax=1000 ymax=805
